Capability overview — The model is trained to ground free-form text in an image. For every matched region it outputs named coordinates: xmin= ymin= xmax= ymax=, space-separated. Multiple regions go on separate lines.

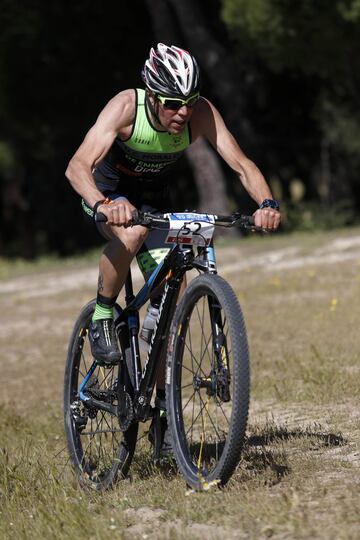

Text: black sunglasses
xmin=155 ymin=93 xmax=200 ymax=110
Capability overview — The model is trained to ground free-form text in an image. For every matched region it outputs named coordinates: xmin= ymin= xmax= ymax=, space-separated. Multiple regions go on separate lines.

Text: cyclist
xmin=65 ymin=43 xmax=281 ymax=454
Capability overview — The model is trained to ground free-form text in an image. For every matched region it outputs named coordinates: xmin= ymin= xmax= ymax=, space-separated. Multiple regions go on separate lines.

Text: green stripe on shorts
xmin=136 ymin=247 xmax=170 ymax=277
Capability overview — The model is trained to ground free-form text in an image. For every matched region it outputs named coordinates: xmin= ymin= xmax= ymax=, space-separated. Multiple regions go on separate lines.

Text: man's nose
xmin=177 ymin=104 xmax=191 ymax=116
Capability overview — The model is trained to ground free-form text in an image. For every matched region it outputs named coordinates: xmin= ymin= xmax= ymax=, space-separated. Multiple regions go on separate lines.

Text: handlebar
xmin=95 ymin=210 xmax=257 ymax=230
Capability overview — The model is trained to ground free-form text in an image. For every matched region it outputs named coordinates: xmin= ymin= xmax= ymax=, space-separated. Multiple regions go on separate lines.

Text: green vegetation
xmin=1 ymin=229 xmax=360 ymax=538
xmin=2 ymin=1 xmax=360 ymax=255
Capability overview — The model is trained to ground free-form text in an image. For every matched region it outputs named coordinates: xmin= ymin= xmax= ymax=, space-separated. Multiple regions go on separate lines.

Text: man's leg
xmin=90 ymin=224 xmax=148 ymax=364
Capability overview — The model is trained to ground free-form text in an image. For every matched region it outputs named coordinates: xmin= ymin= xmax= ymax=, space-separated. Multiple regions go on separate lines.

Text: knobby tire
xmin=166 ymin=274 xmax=250 ymax=490
xmin=64 ymin=300 xmax=138 ymax=490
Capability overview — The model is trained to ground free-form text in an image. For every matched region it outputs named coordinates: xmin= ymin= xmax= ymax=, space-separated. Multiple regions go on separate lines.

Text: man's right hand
xmin=97 ymin=198 xmax=136 ymax=227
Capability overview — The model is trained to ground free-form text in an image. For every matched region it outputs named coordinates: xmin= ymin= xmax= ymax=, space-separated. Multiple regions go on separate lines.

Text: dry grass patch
xmin=1 ymin=228 xmax=360 ymax=539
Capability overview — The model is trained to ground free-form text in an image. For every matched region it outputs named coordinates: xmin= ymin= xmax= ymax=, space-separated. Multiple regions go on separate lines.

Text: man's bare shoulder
xmin=193 ymin=96 xmax=211 ymax=115
xmin=97 ymin=89 xmax=136 ymax=133
xmin=108 ymin=89 xmax=136 ymax=111
xmin=190 ymin=96 xmax=216 ymax=139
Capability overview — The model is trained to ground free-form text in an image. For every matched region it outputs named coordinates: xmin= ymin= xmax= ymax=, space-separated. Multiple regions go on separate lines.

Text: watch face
xmin=260 ymin=199 xmax=279 ymax=210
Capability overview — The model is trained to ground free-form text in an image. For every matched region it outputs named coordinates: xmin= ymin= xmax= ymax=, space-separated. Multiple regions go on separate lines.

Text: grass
xmin=1 ymin=227 xmax=360 ymax=539
xmin=0 ymin=248 xmax=100 ymax=280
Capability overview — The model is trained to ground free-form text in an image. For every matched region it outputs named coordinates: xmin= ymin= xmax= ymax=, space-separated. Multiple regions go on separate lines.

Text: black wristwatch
xmin=259 ymin=198 xmax=280 ymax=211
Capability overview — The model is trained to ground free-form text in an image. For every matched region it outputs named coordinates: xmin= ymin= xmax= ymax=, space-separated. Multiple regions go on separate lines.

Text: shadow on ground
xmin=237 ymin=423 xmax=346 ymax=486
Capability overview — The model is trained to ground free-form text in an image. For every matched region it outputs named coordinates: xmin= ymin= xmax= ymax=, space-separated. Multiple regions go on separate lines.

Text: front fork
xmin=198 ymin=241 xmax=228 ymax=372
xmin=206 ymin=241 xmax=231 ymax=401
xmin=205 ymin=295 xmax=230 ymax=400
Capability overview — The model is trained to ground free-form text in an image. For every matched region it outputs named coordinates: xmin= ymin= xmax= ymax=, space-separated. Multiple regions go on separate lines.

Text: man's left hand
xmin=253 ymin=208 xmax=281 ymax=230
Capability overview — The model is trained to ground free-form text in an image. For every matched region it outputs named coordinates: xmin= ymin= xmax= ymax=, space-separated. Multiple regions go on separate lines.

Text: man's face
xmin=149 ymin=92 xmax=199 ymax=134
xmin=157 ymin=103 xmax=195 ymax=134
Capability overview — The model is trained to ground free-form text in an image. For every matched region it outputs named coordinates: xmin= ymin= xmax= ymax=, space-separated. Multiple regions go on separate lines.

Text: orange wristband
xmin=93 ymin=197 xmax=112 ymax=213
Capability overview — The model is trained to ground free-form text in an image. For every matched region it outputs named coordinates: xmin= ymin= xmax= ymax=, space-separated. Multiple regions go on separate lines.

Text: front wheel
xmin=64 ymin=300 xmax=138 ymax=490
xmin=166 ymin=274 xmax=250 ymax=490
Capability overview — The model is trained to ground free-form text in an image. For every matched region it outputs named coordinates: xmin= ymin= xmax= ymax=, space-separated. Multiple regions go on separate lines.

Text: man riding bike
xmin=65 ymin=43 xmax=281 ymax=455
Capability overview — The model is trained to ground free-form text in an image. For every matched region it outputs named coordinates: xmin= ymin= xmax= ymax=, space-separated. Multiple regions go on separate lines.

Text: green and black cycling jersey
xmin=94 ymin=88 xmax=191 ymax=189
xmin=87 ymin=88 xmax=191 ymax=276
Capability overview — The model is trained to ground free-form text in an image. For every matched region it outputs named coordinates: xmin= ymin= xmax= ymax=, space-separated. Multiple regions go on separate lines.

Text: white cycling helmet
xmin=142 ymin=43 xmax=201 ymax=98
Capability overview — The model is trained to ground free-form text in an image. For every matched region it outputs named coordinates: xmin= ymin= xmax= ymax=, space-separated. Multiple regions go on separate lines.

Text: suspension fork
xmin=199 ymin=242 xmax=228 ymax=370
xmin=207 ymin=289 xmax=229 ymax=373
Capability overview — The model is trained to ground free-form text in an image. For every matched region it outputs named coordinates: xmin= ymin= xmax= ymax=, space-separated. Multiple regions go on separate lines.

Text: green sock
xmin=92 ymin=303 xmax=114 ymax=321
xmin=92 ymin=293 xmax=117 ymax=322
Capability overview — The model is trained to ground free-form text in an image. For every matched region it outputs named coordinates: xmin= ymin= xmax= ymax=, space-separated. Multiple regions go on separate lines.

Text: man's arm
xmin=65 ymin=90 xmax=135 ymax=223
xmin=191 ymin=98 xmax=281 ymax=229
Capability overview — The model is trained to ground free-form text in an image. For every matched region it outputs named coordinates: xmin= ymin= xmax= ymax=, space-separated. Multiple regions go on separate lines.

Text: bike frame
xmin=79 ymin=240 xmax=218 ymax=423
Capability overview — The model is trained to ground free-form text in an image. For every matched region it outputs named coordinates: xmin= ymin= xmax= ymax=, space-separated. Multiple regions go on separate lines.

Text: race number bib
xmin=165 ymin=213 xmax=216 ymax=246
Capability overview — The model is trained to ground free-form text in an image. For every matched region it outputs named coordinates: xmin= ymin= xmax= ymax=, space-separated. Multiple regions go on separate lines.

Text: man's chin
xmin=167 ymin=123 xmax=185 ymax=134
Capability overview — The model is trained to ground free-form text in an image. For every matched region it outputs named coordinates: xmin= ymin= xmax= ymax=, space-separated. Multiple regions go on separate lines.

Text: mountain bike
xmin=64 ymin=210 xmax=258 ymax=491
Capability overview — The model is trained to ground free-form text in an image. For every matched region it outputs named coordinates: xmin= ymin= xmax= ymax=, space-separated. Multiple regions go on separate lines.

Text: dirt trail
xmin=1 ymin=234 xmax=360 ymax=300
xmin=1 ymin=231 xmax=360 ymax=539
xmin=2 ymin=231 xmax=359 ymax=408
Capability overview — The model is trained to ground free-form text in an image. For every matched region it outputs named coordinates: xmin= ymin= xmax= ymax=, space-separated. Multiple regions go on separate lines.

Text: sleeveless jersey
xmin=95 ymin=88 xmax=191 ymax=187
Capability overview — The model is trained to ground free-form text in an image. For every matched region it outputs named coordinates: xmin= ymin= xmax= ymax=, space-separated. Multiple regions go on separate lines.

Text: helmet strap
xmin=145 ymin=90 xmax=165 ymax=129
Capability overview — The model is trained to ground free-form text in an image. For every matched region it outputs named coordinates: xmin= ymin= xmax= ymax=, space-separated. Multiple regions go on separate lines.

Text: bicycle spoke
xmin=181 ymin=388 xmax=197 ymax=414
xmin=181 ymin=382 xmax=195 ymax=391
xmin=190 ymin=389 xmax=196 ymax=447
xmin=215 ymin=400 xmax=231 ymax=426
xmin=184 ymin=393 xmax=209 ymax=439
xmin=183 ymin=339 xmax=208 ymax=379
xmin=197 ymin=392 xmax=224 ymax=441
xmin=81 ymin=428 xmax=123 ymax=435
xmin=195 ymin=299 xmax=214 ymax=367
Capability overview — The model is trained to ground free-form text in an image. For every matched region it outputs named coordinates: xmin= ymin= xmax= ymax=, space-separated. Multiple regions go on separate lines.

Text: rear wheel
xmin=166 ymin=274 xmax=249 ymax=490
xmin=64 ymin=300 xmax=138 ymax=490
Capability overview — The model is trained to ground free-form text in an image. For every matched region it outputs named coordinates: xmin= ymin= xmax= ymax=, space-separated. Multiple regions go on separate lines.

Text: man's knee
xmin=111 ymin=225 xmax=148 ymax=253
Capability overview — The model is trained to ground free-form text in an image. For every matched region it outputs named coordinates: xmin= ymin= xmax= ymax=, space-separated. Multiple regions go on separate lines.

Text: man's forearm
xmin=238 ymin=160 xmax=273 ymax=205
xmin=65 ymin=159 xmax=104 ymax=208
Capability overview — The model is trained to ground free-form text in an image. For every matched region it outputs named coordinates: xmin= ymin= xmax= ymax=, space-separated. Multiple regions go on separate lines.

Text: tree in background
xmin=0 ymin=1 xmax=151 ymax=256
xmin=221 ymin=0 xmax=360 ymax=217
xmin=143 ymin=0 xmax=232 ymax=215
xmin=1 ymin=0 xmax=360 ymax=257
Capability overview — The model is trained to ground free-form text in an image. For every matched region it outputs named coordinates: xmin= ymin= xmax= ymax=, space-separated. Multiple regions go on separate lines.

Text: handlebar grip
xmin=94 ymin=209 xmax=143 ymax=225
xmin=94 ymin=212 xmax=107 ymax=223
xmin=232 ymin=214 xmax=255 ymax=227
xmin=130 ymin=209 xmax=141 ymax=225
xmin=246 ymin=215 xmax=255 ymax=226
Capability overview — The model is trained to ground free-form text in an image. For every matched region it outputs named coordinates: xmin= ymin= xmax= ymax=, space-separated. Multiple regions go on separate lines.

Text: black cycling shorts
xmin=81 ymin=173 xmax=172 ymax=279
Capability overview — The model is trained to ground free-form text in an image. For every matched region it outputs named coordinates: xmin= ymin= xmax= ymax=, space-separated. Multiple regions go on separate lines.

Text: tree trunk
xmin=167 ymin=0 xmax=252 ymax=140
xmin=186 ymin=138 xmax=229 ymax=214
xmin=143 ymin=0 xmax=231 ymax=215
